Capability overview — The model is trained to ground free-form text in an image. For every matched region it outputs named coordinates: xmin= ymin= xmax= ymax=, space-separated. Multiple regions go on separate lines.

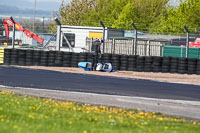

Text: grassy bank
xmin=0 ymin=90 xmax=199 ymax=133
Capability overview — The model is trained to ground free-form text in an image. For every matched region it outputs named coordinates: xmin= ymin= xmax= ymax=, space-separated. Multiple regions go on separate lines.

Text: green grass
xmin=0 ymin=90 xmax=199 ymax=133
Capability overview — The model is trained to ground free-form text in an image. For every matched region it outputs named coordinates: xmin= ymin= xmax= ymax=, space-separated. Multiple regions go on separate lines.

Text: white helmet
xmin=103 ymin=63 xmax=112 ymax=72
xmin=96 ymin=63 xmax=103 ymax=71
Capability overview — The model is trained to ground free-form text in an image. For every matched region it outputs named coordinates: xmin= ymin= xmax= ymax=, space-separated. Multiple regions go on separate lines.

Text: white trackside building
xmin=56 ymin=25 xmax=124 ymax=52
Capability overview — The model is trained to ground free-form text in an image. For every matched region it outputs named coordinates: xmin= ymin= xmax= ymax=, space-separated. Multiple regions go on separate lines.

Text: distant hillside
xmin=0 ymin=4 xmax=53 ymax=18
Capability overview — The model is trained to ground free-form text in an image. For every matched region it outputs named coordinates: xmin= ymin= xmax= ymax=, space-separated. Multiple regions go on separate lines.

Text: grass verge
xmin=0 ymin=90 xmax=199 ymax=133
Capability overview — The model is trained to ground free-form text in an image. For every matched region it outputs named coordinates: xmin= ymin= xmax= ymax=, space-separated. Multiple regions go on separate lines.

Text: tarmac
xmin=0 ymin=66 xmax=200 ymax=120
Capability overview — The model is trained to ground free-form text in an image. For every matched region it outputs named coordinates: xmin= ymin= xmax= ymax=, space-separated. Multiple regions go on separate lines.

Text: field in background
xmin=0 ymin=90 xmax=199 ymax=133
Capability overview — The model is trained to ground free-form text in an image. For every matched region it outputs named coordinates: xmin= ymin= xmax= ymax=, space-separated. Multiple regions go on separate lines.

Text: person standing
xmin=91 ymin=38 xmax=102 ymax=70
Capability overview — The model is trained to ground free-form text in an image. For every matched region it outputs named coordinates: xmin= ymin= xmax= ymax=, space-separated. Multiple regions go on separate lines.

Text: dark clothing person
xmin=91 ymin=39 xmax=101 ymax=70
xmin=91 ymin=39 xmax=101 ymax=55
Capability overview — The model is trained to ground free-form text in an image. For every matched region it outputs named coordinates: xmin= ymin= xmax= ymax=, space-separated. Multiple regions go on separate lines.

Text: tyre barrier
xmin=33 ymin=50 xmax=41 ymax=66
xmin=63 ymin=52 xmax=72 ymax=67
xmin=102 ymin=53 xmax=112 ymax=64
xmin=187 ymin=58 xmax=197 ymax=75
xmin=10 ymin=49 xmax=19 ymax=65
xmin=40 ymin=51 xmax=48 ymax=66
xmin=178 ymin=58 xmax=187 ymax=74
xmin=120 ymin=54 xmax=128 ymax=71
xmin=161 ymin=56 xmax=171 ymax=73
xmin=111 ymin=54 xmax=120 ymax=70
xmin=79 ymin=52 xmax=88 ymax=63
xmin=3 ymin=49 xmax=200 ymax=75
xmin=55 ymin=51 xmax=63 ymax=67
xmin=196 ymin=59 xmax=200 ymax=75
xmin=26 ymin=50 xmax=33 ymax=66
xmin=71 ymin=53 xmax=79 ymax=67
xmin=144 ymin=56 xmax=153 ymax=72
xmin=152 ymin=56 xmax=162 ymax=73
xmin=87 ymin=53 xmax=93 ymax=63
xmin=170 ymin=57 xmax=178 ymax=73
xmin=18 ymin=49 xmax=26 ymax=66
xmin=136 ymin=56 xmax=145 ymax=72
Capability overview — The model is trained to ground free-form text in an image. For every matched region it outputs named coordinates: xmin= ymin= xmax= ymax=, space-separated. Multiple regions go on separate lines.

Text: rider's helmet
xmin=103 ymin=63 xmax=112 ymax=72
xmin=96 ymin=63 xmax=103 ymax=71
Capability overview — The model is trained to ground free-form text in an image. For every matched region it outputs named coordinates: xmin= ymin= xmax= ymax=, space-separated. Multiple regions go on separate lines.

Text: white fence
xmin=8 ymin=31 xmax=33 ymax=45
xmin=86 ymin=38 xmax=169 ymax=56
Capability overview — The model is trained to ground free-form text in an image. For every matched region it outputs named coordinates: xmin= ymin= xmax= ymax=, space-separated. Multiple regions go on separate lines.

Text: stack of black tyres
xmin=79 ymin=52 xmax=88 ymax=62
xmin=162 ymin=56 xmax=171 ymax=73
xmin=144 ymin=56 xmax=153 ymax=72
xmin=48 ymin=51 xmax=56 ymax=66
xmin=87 ymin=53 xmax=93 ymax=63
xmin=196 ymin=59 xmax=200 ymax=75
xmin=18 ymin=49 xmax=26 ymax=66
xmin=102 ymin=53 xmax=112 ymax=63
xmin=32 ymin=50 xmax=41 ymax=66
xmin=170 ymin=57 xmax=179 ymax=73
xmin=63 ymin=52 xmax=72 ymax=67
xmin=55 ymin=51 xmax=63 ymax=67
xmin=187 ymin=58 xmax=197 ymax=75
xmin=120 ymin=55 xmax=128 ymax=71
xmin=127 ymin=55 xmax=137 ymax=71
xmin=152 ymin=56 xmax=162 ymax=72
xmin=26 ymin=50 xmax=33 ymax=66
xmin=111 ymin=54 xmax=120 ymax=70
xmin=178 ymin=58 xmax=187 ymax=74
xmin=10 ymin=49 xmax=18 ymax=65
xmin=136 ymin=56 xmax=145 ymax=72
xmin=71 ymin=53 xmax=79 ymax=67
xmin=40 ymin=51 xmax=48 ymax=66
xmin=4 ymin=49 xmax=11 ymax=65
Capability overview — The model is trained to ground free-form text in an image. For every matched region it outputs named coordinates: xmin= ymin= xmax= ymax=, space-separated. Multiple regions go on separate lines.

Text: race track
xmin=0 ymin=66 xmax=200 ymax=101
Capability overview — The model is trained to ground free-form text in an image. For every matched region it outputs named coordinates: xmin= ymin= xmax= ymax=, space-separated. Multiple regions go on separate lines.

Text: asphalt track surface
xmin=0 ymin=66 xmax=200 ymax=101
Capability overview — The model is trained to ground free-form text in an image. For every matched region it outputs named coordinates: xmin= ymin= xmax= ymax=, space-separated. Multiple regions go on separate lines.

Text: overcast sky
xmin=1 ymin=0 xmax=63 ymax=11
xmin=0 ymin=0 xmax=66 ymax=18
xmin=0 ymin=0 xmax=179 ymax=19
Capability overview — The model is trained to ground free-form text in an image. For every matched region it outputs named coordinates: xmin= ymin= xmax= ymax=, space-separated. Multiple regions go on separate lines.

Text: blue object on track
xmin=78 ymin=62 xmax=92 ymax=71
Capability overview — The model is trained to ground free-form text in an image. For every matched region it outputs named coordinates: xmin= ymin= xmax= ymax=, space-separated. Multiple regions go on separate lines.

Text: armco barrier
xmin=0 ymin=48 xmax=4 ymax=64
xmin=3 ymin=49 xmax=200 ymax=75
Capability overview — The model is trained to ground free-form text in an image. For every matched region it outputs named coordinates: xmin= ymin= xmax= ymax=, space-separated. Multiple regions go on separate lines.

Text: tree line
xmin=50 ymin=0 xmax=200 ymax=35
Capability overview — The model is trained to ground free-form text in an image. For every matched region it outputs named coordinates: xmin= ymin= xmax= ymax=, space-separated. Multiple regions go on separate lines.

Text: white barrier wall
xmin=9 ymin=31 xmax=33 ymax=45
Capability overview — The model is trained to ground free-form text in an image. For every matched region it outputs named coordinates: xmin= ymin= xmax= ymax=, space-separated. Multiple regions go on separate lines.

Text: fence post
xmin=91 ymin=38 xmax=93 ymax=53
xmin=198 ymin=48 xmax=200 ymax=59
xmin=131 ymin=22 xmax=138 ymax=55
xmin=132 ymin=39 xmax=134 ymax=55
xmin=148 ymin=40 xmax=151 ymax=56
xmin=160 ymin=44 xmax=163 ymax=57
xmin=112 ymin=38 xmax=115 ymax=54
xmin=144 ymin=42 xmax=147 ymax=56
xmin=100 ymin=21 xmax=105 ymax=54
xmin=10 ymin=17 xmax=15 ymax=49
xmin=55 ymin=18 xmax=62 ymax=51
xmin=184 ymin=25 xmax=190 ymax=58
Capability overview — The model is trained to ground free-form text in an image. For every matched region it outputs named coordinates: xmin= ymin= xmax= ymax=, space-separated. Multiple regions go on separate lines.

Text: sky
xmin=0 ymin=0 xmax=65 ymax=19
xmin=1 ymin=0 xmax=63 ymax=11
xmin=0 ymin=0 xmax=179 ymax=20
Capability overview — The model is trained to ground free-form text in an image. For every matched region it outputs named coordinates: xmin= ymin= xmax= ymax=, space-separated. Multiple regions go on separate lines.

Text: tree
xmin=50 ymin=0 xmax=200 ymax=34
xmin=113 ymin=0 xmax=169 ymax=31
xmin=59 ymin=0 xmax=97 ymax=26
xmin=152 ymin=0 xmax=200 ymax=34
xmin=112 ymin=2 xmax=136 ymax=30
xmin=82 ymin=0 xmax=127 ymax=27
